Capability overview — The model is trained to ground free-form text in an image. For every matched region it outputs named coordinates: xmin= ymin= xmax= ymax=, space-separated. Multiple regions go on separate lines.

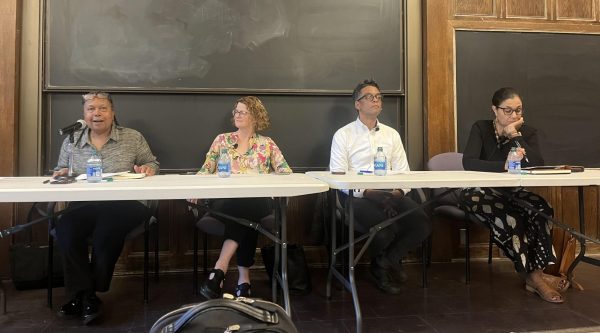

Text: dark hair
xmin=491 ymin=87 xmax=521 ymax=107
xmin=352 ymin=79 xmax=380 ymax=101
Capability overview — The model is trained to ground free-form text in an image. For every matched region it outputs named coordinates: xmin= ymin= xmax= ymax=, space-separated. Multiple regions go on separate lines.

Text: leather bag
xmin=150 ymin=295 xmax=298 ymax=333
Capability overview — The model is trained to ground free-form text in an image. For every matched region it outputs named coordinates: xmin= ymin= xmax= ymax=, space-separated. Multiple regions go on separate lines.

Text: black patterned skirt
xmin=459 ymin=187 xmax=556 ymax=273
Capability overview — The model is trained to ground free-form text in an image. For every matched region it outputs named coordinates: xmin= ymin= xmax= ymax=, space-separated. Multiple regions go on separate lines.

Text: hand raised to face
xmin=502 ymin=117 xmax=524 ymax=138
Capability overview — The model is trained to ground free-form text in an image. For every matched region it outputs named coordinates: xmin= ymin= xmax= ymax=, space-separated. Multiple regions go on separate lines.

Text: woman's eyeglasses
xmin=232 ymin=110 xmax=251 ymax=117
xmin=496 ymin=106 xmax=523 ymax=116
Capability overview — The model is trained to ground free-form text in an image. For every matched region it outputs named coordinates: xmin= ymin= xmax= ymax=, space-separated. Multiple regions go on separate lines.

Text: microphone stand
xmin=63 ymin=130 xmax=78 ymax=181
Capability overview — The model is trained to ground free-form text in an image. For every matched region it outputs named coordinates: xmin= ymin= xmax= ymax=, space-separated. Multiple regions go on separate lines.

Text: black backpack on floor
xmin=150 ymin=295 xmax=298 ymax=333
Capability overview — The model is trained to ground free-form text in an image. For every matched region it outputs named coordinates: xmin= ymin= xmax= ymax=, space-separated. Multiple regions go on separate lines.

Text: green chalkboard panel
xmin=46 ymin=0 xmax=403 ymax=92
xmin=456 ymin=30 xmax=600 ymax=167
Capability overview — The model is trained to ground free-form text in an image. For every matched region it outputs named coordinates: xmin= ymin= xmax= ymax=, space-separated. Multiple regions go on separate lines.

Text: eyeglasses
xmin=232 ymin=109 xmax=251 ymax=117
xmin=82 ymin=91 xmax=113 ymax=104
xmin=357 ymin=93 xmax=383 ymax=102
xmin=496 ymin=106 xmax=523 ymax=116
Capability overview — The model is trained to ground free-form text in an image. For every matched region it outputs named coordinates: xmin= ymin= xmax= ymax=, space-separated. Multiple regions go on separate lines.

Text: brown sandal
xmin=525 ymin=282 xmax=564 ymax=304
xmin=542 ymin=273 xmax=570 ymax=293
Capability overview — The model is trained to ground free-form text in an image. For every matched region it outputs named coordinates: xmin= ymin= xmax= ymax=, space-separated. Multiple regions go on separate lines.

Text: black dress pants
xmin=55 ymin=201 xmax=149 ymax=299
xmin=341 ymin=193 xmax=431 ymax=264
xmin=210 ymin=198 xmax=272 ymax=268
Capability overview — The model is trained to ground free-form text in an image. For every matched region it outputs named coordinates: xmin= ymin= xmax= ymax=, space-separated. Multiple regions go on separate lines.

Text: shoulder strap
xmin=170 ymin=300 xmax=278 ymax=333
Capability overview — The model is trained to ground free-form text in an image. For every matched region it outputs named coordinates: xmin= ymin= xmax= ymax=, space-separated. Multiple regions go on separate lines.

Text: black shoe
xmin=200 ymin=268 xmax=225 ymax=300
xmin=235 ymin=283 xmax=251 ymax=298
xmin=81 ymin=294 xmax=102 ymax=325
xmin=370 ymin=261 xmax=402 ymax=294
xmin=57 ymin=296 xmax=82 ymax=318
xmin=389 ymin=264 xmax=408 ymax=283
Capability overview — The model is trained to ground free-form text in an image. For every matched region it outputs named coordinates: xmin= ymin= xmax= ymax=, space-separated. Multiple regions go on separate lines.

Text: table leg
xmin=326 ymin=189 xmax=337 ymax=299
xmin=278 ymin=197 xmax=291 ymax=317
xmin=347 ymin=190 xmax=362 ymax=333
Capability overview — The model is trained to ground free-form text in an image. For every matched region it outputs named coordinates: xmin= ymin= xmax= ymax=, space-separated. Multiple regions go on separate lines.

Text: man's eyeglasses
xmin=357 ymin=93 xmax=383 ymax=102
xmin=82 ymin=91 xmax=113 ymax=104
xmin=232 ymin=109 xmax=251 ymax=117
xmin=496 ymin=106 xmax=523 ymax=116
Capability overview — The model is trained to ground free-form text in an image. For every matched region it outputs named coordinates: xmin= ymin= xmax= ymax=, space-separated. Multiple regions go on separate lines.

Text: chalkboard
xmin=45 ymin=0 xmax=403 ymax=92
xmin=46 ymin=93 xmax=405 ymax=171
xmin=456 ymin=30 xmax=600 ymax=167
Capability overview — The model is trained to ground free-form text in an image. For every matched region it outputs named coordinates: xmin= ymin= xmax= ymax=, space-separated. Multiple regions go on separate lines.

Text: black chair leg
xmin=421 ymin=238 xmax=428 ymax=288
xmin=203 ymin=233 xmax=209 ymax=274
xmin=465 ymin=223 xmax=471 ymax=284
xmin=144 ymin=220 xmax=149 ymax=303
xmin=488 ymin=228 xmax=493 ymax=264
xmin=193 ymin=228 xmax=198 ymax=295
xmin=47 ymin=235 xmax=54 ymax=308
xmin=154 ymin=221 xmax=159 ymax=282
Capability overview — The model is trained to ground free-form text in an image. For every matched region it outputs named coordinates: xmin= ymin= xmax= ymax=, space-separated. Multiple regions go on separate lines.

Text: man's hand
xmin=365 ymin=189 xmax=405 ymax=218
xmin=52 ymin=168 xmax=68 ymax=178
xmin=134 ymin=164 xmax=155 ymax=176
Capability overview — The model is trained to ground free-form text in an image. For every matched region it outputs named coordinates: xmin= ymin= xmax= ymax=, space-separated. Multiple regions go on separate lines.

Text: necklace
xmin=493 ymin=119 xmax=509 ymax=148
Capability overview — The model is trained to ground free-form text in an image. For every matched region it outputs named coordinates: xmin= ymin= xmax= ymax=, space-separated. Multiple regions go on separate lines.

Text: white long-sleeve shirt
xmin=329 ymin=117 xmax=410 ymax=197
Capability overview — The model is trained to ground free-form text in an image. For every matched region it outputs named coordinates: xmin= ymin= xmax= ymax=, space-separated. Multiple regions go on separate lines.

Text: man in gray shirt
xmin=53 ymin=92 xmax=158 ymax=325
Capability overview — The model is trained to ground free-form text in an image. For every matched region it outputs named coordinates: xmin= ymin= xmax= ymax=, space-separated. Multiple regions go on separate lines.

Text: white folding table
xmin=0 ymin=173 xmax=329 ymax=316
xmin=306 ymin=170 xmax=600 ymax=333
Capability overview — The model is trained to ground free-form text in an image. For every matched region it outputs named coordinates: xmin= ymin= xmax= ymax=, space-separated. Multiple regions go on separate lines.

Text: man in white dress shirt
xmin=329 ymin=79 xmax=431 ymax=294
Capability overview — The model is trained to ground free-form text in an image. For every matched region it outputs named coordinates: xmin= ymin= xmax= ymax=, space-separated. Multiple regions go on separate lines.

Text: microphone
xmin=233 ymin=143 xmax=238 ymax=149
xmin=59 ymin=119 xmax=87 ymax=135
xmin=375 ymin=126 xmax=380 ymax=131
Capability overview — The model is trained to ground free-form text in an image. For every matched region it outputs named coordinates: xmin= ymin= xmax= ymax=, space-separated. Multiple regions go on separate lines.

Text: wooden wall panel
xmin=0 ymin=0 xmax=20 ymax=277
xmin=424 ymin=1 xmax=455 ymax=158
xmin=506 ymin=0 xmax=548 ymax=19
xmin=454 ymin=0 xmax=496 ymax=17
xmin=556 ymin=0 xmax=596 ymax=21
xmin=425 ymin=0 xmax=600 ymax=261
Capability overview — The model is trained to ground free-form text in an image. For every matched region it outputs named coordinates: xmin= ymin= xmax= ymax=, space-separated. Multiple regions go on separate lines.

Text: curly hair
xmin=232 ymin=96 xmax=271 ymax=131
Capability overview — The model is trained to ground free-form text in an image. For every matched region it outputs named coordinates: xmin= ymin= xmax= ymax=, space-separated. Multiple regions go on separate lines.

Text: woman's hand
xmin=502 ymin=117 xmax=524 ymax=138
xmin=504 ymin=147 xmax=526 ymax=170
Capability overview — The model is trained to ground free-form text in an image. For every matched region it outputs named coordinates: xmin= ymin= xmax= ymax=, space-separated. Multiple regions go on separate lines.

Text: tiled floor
xmin=1 ymin=260 xmax=599 ymax=332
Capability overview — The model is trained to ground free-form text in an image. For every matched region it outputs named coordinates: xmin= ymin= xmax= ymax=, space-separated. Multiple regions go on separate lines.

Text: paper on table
xmin=76 ymin=171 xmax=146 ymax=180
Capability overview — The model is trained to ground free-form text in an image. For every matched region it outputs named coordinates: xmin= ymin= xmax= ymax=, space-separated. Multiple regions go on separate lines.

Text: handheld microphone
xmin=59 ymin=119 xmax=87 ymax=135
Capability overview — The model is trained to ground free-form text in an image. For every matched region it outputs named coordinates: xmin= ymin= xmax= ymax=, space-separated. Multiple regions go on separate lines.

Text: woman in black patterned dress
xmin=461 ymin=87 xmax=567 ymax=304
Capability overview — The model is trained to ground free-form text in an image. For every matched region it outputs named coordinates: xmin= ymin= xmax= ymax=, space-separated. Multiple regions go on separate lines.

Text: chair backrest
xmin=427 ymin=152 xmax=464 ymax=204
xmin=427 ymin=152 xmax=464 ymax=171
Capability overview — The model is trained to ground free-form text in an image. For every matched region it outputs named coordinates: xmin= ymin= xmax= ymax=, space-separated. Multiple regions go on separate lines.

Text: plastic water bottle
xmin=374 ymin=147 xmax=387 ymax=176
xmin=507 ymin=147 xmax=522 ymax=174
xmin=86 ymin=150 xmax=102 ymax=183
xmin=217 ymin=148 xmax=231 ymax=178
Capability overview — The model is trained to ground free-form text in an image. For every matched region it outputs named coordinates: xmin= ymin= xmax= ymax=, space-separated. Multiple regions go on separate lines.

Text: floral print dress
xmin=198 ymin=132 xmax=292 ymax=175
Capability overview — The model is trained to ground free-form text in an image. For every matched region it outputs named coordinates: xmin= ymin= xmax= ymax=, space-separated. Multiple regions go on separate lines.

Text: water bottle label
xmin=217 ymin=162 xmax=230 ymax=173
xmin=87 ymin=166 xmax=102 ymax=178
xmin=374 ymin=161 xmax=386 ymax=171
xmin=508 ymin=160 xmax=521 ymax=172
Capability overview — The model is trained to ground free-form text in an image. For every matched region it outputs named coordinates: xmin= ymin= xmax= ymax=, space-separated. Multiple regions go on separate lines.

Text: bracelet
xmin=510 ymin=131 xmax=522 ymax=138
